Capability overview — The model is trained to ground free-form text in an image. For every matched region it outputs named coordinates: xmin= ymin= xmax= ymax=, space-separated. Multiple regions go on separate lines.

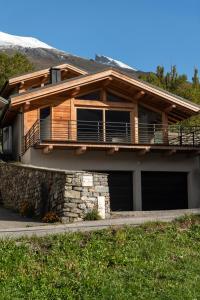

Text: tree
xmin=156 ymin=66 xmax=165 ymax=84
xmin=0 ymin=52 xmax=34 ymax=89
xmin=192 ymin=68 xmax=199 ymax=88
xmin=139 ymin=64 xmax=200 ymax=125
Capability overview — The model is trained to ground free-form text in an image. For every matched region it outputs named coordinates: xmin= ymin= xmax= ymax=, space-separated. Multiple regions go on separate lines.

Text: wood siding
xmin=24 ymin=109 xmax=38 ymax=134
xmin=52 ymin=99 xmax=71 ymax=140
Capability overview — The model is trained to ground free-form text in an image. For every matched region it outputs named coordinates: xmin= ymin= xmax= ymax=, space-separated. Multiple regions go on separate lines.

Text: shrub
xmin=84 ymin=209 xmax=102 ymax=221
xmin=19 ymin=201 xmax=35 ymax=218
xmin=42 ymin=212 xmax=60 ymax=223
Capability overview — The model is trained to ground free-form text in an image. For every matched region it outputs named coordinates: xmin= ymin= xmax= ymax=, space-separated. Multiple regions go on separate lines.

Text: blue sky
xmin=1 ymin=0 xmax=200 ymax=79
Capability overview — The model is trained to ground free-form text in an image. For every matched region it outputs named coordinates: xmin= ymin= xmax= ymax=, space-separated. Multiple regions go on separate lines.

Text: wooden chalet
xmin=0 ymin=62 xmax=200 ymax=212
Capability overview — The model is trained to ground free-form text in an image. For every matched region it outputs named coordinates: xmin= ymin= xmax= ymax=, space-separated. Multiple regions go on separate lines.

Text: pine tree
xmin=192 ymin=68 xmax=199 ymax=88
xmin=0 ymin=52 xmax=34 ymax=89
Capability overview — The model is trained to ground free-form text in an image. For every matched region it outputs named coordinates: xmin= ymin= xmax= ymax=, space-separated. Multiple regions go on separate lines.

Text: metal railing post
xmin=179 ymin=126 xmax=183 ymax=146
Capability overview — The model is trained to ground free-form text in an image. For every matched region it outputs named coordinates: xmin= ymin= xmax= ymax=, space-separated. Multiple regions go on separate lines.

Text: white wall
xmin=22 ymin=148 xmax=200 ymax=210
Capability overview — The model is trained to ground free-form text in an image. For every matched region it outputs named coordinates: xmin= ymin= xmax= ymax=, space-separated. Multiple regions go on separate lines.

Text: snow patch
xmin=95 ymin=54 xmax=137 ymax=71
xmin=0 ymin=32 xmax=54 ymax=49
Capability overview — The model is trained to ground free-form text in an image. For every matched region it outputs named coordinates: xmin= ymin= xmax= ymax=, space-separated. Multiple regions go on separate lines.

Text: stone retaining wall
xmin=0 ymin=162 xmax=110 ymax=223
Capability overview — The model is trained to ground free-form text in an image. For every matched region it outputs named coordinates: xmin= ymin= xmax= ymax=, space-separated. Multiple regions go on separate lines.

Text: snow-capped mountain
xmin=0 ymin=32 xmax=142 ymax=76
xmin=0 ymin=32 xmax=53 ymax=49
xmin=95 ymin=54 xmax=137 ymax=71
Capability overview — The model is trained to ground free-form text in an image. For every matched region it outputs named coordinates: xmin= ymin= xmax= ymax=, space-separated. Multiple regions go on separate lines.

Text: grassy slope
xmin=1 ymin=215 xmax=200 ymax=300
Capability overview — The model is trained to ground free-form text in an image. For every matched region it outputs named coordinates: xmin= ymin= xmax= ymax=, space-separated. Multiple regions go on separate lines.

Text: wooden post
xmin=133 ymin=104 xmax=139 ymax=144
xmin=162 ymin=112 xmax=168 ymax=144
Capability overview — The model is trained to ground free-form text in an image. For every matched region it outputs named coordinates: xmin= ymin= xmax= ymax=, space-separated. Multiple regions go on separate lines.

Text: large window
xmin=138 ymin=106 xmax=162 ymax=144
xmin=40 ymin=107 xmax=51 ymax=141
xmin=77 ymin=109 xmax=103 ymax=142
xmin=105 ymin=110 xmax=131 ymax=143
xmin=77 ymin=108 xmax=131 ymax=143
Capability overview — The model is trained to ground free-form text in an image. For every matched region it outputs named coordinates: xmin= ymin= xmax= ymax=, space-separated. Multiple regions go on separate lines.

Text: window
xmin=77 ymin=108 xmax=131 ymax=143
xmin=105 ymin=110 xmax=131 ymax=143
xmin=107 ymin=92 xmax=131 ymax=103
xmin=77 ymin=109 xmax=103 ymax=142
xmin=76 ymin=91 xmax=101 ymax=100
xmin=40 ymin=107 xmax=51 ymax=140
xmin=138 ymin=106 xmax=162 ymax=144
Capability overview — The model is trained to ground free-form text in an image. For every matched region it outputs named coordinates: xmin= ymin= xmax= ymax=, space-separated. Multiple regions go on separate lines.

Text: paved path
xmin=0 ymin=206 xmax=44 ymax=229
xmin=0 ymin=207 xmax=200 ymax=239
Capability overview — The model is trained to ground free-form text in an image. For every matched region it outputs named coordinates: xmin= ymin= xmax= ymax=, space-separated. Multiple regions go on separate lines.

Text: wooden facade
xmin=0 ymin=65 xmax=200 ymax=156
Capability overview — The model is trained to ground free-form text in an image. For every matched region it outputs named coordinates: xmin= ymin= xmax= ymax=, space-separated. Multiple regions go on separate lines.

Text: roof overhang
xmin=0 ymin=63 xmax=88 ymax=98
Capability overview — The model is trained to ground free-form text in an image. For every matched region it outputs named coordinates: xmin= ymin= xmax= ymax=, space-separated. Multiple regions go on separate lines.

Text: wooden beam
xmin=19 ymin=81 xmax=26 ymax=93
xmin=103 ymin=77 xmax=113 ymax=87
xmin=165 ymin=149 xmax=176 ymax=156
xmin=75 ymin=146 xmax=87 ymax=155
xmin=71 ymin=86 xmax=80 ymax=97
xmin=43 ymin=145 xmax=53 ymax=154
xmin=138 ymin=147 xmax=150 ymax=156
xmin=41 ymin=74 xmax=48 ymax=87
xmin=23 ymin=101 xmax=31 ymax=111
xmin=107 ymin=147 xmax=119 ymax=155
xmin=164 ymin=104 xmax=176 ymax=113
xmin=134 ymin=90 xmax=145 ymax=100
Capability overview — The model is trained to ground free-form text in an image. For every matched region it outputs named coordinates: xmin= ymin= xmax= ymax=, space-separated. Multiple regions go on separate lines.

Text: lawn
xmin=1 ymin=215 xmax=200 ymax=299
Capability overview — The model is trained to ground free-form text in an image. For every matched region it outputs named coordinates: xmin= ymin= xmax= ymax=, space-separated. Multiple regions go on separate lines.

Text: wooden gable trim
xmin=110 ymin=70 xmax=200 ymax=112
xmin=8 ymin=63 xmax=87 ymax=85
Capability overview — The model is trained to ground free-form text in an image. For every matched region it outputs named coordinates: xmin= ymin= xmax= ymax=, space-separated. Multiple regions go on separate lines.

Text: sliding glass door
xmin=77 ymin=109 xmax=103 ymax=142
xmin=77 ymin=108 xmax=131 ymax=143
xmin=105 ymin=110 xmax=131 ymax=143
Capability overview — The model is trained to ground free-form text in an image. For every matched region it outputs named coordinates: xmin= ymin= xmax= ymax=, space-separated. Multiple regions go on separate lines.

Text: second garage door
xmin=141 ymin=171 xmax=188 ymax=210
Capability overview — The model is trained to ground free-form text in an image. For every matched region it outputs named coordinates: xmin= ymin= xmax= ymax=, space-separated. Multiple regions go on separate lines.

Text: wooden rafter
xmin=75 ymin=146 xmax=87 ymax=155
xmin=107 ymin=147 xmax=119 ymax=155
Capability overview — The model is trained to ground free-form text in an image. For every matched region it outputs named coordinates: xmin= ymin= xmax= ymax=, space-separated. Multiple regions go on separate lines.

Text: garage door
xmin=108 ymin=171 xmax=133 ymax=211
xmin=142 ymin=172 xmax=188 ymax=210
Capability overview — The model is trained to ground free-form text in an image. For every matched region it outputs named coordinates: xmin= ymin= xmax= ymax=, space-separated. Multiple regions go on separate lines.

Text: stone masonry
xmin=0 ymin=162 xmax=110 ymax=223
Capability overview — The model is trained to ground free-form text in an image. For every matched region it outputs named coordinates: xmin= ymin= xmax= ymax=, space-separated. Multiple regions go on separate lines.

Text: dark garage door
xmin=108 ymin=171 xmax=133 ymax=211
xmin=142 ymin=171 xmax=188 ymax=210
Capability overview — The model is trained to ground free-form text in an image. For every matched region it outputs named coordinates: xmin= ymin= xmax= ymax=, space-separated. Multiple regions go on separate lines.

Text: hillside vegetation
xmin=139 ymin=66 xmax=200 ymax=125
xmin=0 ymin=52 xmax=34 ymax=89
xmin=0 ymin=215 xmax=200 ymax=299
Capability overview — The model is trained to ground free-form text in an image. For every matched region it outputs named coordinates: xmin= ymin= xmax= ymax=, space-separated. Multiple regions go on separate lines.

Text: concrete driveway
xmin=0 ymin=206 xmax=200 ymax=239
xmin=0 ymin=206 xmax=43 ymax=229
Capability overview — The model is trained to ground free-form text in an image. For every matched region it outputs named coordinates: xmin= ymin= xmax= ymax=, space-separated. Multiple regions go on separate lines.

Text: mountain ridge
xmin=0 ymin=31 xmax=143 ymax=77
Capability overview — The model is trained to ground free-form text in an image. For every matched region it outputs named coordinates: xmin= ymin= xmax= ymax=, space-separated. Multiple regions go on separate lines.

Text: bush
xmin=84 ymin=209 xmax=102 ymax=221
xmin=19 ymin=201 xmax=35 ymax=218
xmin=42 ymin=212 xmax=60 ymax=223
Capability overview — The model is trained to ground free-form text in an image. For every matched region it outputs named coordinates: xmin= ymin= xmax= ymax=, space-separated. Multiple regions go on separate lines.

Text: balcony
xmin=23 ymin=119 xmax=200 ymax=154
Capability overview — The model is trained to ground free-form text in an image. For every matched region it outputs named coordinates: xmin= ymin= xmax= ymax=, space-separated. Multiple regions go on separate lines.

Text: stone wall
xmin=0 ymin=162 xmax=110 ymax=223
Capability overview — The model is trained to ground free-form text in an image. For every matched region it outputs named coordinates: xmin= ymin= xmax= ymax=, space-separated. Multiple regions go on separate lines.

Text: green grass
xmin=1 ymin=215 xmax=200 ymax=299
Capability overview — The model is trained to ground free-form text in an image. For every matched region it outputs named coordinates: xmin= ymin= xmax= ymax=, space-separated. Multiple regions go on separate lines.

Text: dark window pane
xmin=40 ymin=107 xmax=50 ymax=119
xmin=105 ymin=110 xmax=131 ymax=143
xmin=76 ymin=91 xmax=101 ymax=100
xmin=40 ymin=107 xmax=51 ymax=140
xmin=77 ymin=109 xmax=103 ymax=142
xmin=107 ymin=92 xmax=131 ymax=103
xmin=138 ymin=106 xmax=162 ymax=144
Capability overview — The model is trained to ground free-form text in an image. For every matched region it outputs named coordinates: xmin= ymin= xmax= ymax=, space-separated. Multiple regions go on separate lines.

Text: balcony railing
xmin=23 ymin=119 xmax=200 ymax=153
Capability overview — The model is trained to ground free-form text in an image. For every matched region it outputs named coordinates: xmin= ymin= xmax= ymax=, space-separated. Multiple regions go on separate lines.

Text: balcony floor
xmin=34 ymin=140 xmax=200 ymax=154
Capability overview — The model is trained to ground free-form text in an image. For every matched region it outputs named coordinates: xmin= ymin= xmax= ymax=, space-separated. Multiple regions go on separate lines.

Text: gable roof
xmin=9 ymin=68 xmax=200 ymax=114
xmin=0 ymin=63 xmax=88 ymax=98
